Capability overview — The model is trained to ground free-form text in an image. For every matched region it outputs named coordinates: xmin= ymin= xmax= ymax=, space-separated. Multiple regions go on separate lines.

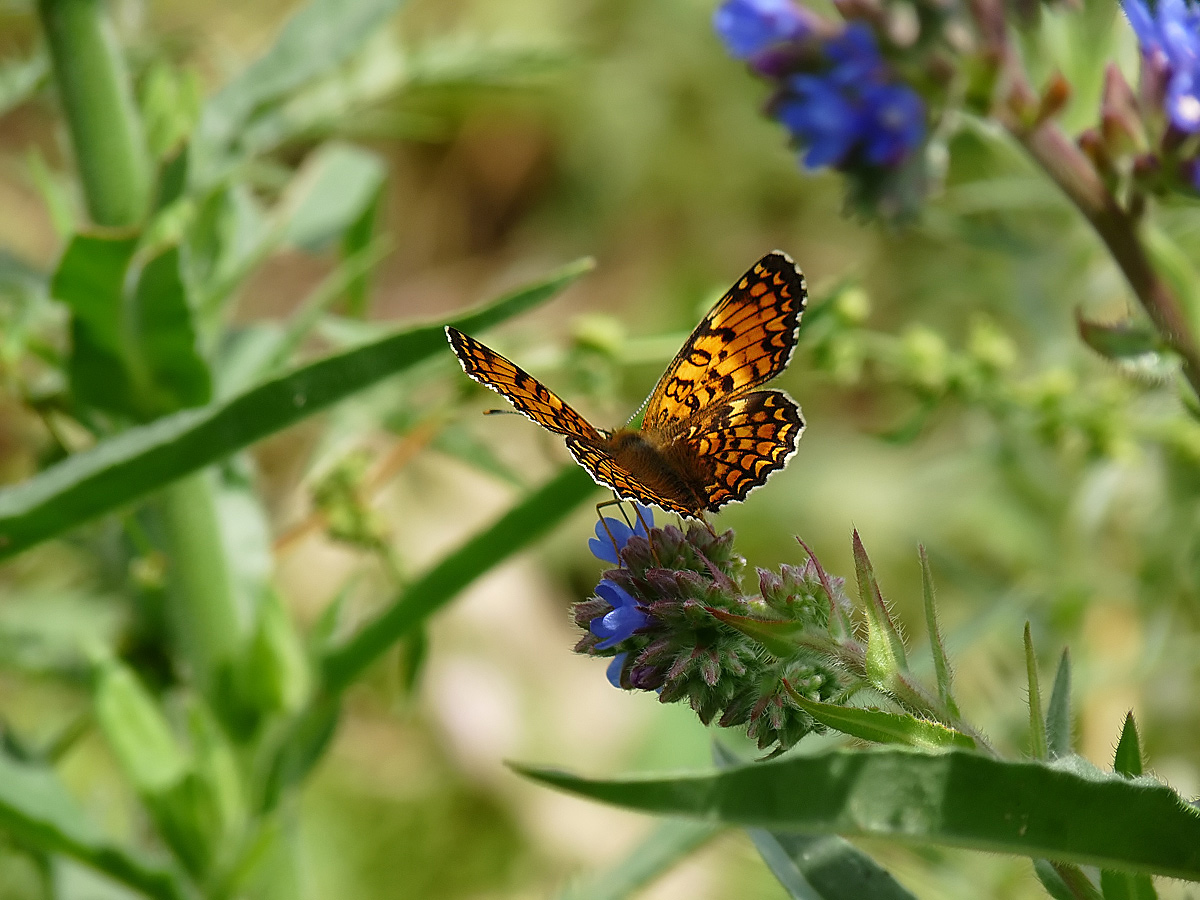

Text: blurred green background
xmin=1 ymin=0 xmax=1197 ymax=897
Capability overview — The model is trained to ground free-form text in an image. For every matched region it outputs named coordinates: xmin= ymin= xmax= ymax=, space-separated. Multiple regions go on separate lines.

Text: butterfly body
xmin=446 ymin=251 xmax=807 ymax=519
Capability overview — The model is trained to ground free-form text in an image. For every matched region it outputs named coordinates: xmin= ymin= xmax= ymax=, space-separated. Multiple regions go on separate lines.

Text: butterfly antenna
xmin=482 ymin=408 xmax=521 ymax=416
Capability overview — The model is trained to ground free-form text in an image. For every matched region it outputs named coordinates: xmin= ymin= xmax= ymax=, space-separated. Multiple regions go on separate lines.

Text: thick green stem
xmin=158 ymin=471 xmax=243 ymax=690
xmin=38 ymin=0 xmax=242 ymax=690
xmin=38 ymin=0 xmax=151 ymax=227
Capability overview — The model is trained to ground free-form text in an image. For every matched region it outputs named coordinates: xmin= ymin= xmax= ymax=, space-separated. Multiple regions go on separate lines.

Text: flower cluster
xmin=1124 ymin=0 xmax=1200 ymax=134
xmin=1118 ymin=0 xmax=1200 ymax=190
xmin=714 ymin=0 xmax=927 ymax=210
xmin=575 ymin=508 xmax=852 ymax=752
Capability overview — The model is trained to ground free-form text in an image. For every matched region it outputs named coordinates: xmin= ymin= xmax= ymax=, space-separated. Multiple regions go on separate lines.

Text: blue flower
xmin=590 ymin=579 xmax=652 ymax=649
xmin=714 ymin=0 xmax=810 ymax=60
xmin=1123 ymin=0 xmax=1200 ymax=132
xmin=588 ymin=505 xmax=654 ymax=564
xmin=860 ymin=83 xmax=926 ymax=165
xmin=824 ymin=22 xmax=884 ymax=86
xmin=780 ymin=74 xmax=862 ymax=168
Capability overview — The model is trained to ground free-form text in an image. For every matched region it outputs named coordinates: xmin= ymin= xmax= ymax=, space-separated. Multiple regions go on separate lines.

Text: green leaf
xmin=340 ymin=175 xmax=383 ymax=317
xmin=918 ymin=546 xmax=959 ymax=719
xmin=1035 ymin=859 xmax=1102 ymax=900
xmin=514 ymin=749 xmax=1200 ymax=880
xmin=52 ymin=234 xmax=211 ymax=420
xmin=1113 ymin=712 xmax=1144 ymax=777
xmin=711 ymin=742 xmax=915 ymax=900
xmin=1102 ymin=714 xmax=1159 ymax=900
xmin=258 ymin=692 xmax=341 ymax=813
xmin=284 ymin=142 xmax=386 ymax=251
xmin=749 ymin=831 xmax=917 ymax=900
xmin=1076 ymin=313 xmax=1162 ymax=361
xmin=191 ymin=0 xmax=406 ymax=185
xmin=320 ymin=464 xmax=599 ymax=692
xmin=0 ymin=751 xmax=185 ymax=900
xmin=784 ymin=690 xmax=976 ymax=751
xmin=0 ymin=257 xmax=593 ymax=561
xmin=94 ymin=663 xmax=223 ymax=877
xmin=1024 ymin=622 xmax=1047 ymax=760
xmin=0 ymin=48 xmax=50 ymax=118
xmin=1100 ymin=869 xmax=1159 ymax=900
xmin=94 ymin=663 xmax=188 ymax=794
xmin=852 ymin=530 xmax=907 ymax=687
xmin=1046 ymin=648 xmax=1072 ymax=758
xmin=556 ymin=820 xmax=720 ymax=900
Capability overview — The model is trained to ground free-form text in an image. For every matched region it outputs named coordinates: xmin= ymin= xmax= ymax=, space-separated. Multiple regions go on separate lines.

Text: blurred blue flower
xmin=824 ymin=22 xmax=884 ymax=86
xmin=714 ymin=0 xmax=810 ymax=60
xmin=779 ymin=75 xmax=861 ymax=168
xmin=588 ymin=504 xmax=653 ymax=564
xmin=716 ymin=7 xmax=926 ymax=175
xmin=590 ymin=579 xmax=652 ymax=650
xmin=1124 ymin=0 xmax=1200 ymax=132
xmin=861 ymin=83 xmax=927 ymax=165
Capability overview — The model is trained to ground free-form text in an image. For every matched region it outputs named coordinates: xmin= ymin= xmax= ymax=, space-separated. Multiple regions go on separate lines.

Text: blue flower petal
xmin=1159 ymin=0 xmax=1200 ymax=68
xmin=1122 ymin=0 xmax=1161 ymax=51
xmin=589 ymin=506 xmax=654 ymax=563
xmin=824 ymin=22 xmax=884 ymax=87
xmin=779 ymin=75 xmax=861 ymax=169
xmin=714 ymin=0 xmax=809 ymax=60
xmin=606 ymin=653 xmax=628 ymax=688
xmin=1168 ymin=68 xmax=1200 ymax=131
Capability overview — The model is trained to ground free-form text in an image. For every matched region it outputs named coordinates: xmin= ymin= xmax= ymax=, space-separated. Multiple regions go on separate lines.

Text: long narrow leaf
xmin=513 ymin=749 xmax=1200 ymax=880
xmin=321 ymin=464 xmax=598 ymax=692
xmin=0 ymin=752 xmax=186 ymax=900
xmin=0 ymin=258 xmax=593 ymax=561
xmin=557 ymin=820 xmax=720 ymax=900
xmin=712 ymin=741 xmax=915 ymax=900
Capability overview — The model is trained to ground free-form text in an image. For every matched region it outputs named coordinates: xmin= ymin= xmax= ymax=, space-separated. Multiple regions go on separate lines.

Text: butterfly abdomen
xmin=598 ymin=429 xmax=711 ymax=515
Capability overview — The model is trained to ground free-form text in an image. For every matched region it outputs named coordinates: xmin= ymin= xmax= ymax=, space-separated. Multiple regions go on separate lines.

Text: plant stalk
xmin=37 ymin=0 xmax=151 ymax=228
xmin=37 ymin=0 xmax=243 ymax=692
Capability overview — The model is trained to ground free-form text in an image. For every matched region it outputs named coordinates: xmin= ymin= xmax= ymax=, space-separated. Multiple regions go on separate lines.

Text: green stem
xmin=158 ymin=471 xmax=243 ymax=691
xmin=37 ymin=0 xmax=150 ymax=227
xmin=38 ymin=0 xmax=242 ymax=691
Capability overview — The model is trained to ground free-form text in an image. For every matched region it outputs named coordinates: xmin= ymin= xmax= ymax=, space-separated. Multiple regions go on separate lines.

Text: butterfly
xmin=445 ymin=251 xmax=806 ymax=519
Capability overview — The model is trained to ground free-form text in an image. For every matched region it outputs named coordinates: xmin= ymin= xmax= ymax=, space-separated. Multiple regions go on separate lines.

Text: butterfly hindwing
xmin=446 ymin=327 xmax=601 ymax=441
xmin=641 ymin=251 xmax=806 ymax=433
xmin=684 ymin=389 xmax=804 ymax=512
xmin=565 ymin=438 xmax=697 ymax=518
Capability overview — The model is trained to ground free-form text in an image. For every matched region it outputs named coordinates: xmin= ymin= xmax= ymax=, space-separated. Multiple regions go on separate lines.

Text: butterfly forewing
xmin=640 ymin=251 xmax=806 ymax=434
xmin=685 ymin=389 xmax=804 ymax=512
xmin=445 ymin=326 xmax=601 ymax=441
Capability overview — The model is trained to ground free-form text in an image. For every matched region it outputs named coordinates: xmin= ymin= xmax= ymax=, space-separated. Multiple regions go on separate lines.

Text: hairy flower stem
xmin=1006 ymin=115 xmax=1200 ymax=396
xmin=798 ymin=630 xmax=994 ymax=752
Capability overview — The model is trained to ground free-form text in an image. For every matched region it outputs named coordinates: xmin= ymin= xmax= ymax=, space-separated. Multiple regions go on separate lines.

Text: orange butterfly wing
xmin=683 ymin=389 xmax=804 ymax=512
xmin=445 ymin=327 xmax=601 ymax=441
xmin=564 ymin=438 xmax=697 ymax=518
xmin=641 ymin=251 xmax=806 ymax=434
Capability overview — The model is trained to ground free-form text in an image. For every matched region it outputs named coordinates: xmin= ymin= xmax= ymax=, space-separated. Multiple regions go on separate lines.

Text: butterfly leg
xmin=594 ymin=499 xmax=628 ymax=561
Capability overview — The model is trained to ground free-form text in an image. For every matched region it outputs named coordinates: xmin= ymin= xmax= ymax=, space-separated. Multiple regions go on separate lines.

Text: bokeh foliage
xmin=0 ymin=0 xmax=1197 ymax=897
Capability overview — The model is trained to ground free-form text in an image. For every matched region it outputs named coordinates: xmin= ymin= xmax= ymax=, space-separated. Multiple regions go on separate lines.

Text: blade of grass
xmin=0 ymin=751 xmax=186 ymax=900
xmin=320 ymin=464 xmax=598 ymax=692
xmin=556 ymin=820 xmax=721 ymax=900
xmin=0 ymin=258 xmax=594 ymax=561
